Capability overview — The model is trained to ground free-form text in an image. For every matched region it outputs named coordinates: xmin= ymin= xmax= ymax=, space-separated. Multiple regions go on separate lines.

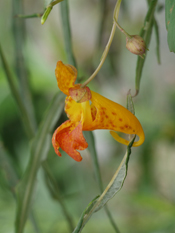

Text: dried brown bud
xmin=126 ymin=35 xmax=147 ymax=58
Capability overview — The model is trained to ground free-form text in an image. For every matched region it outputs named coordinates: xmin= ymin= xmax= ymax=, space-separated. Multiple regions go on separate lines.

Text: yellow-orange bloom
xmin=52 ymin=61 xmax=145 ymax=162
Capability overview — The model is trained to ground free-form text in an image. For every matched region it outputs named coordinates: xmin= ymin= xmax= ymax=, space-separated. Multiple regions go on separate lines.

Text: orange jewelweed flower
xmin=52 ymin=61 xmax=145 ymax=162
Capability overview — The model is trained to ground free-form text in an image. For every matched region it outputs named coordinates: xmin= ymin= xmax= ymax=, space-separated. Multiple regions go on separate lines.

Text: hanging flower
xmin=52 ymin=61 xmax=145 ymax=162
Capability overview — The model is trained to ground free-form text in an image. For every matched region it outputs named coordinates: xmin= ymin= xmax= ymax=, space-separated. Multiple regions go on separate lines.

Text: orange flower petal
xmin=86 ymin=91 xmax=145 ymax=146
xmin=52 ymin=120 xmax=88 ymax=162
xmin=55 ymin=61 xmax=79 ymax=95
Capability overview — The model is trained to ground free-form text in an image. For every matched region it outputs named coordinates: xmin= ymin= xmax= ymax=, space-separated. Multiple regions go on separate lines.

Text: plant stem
xmin=12 ymin=0 xmax=37 ymax=131
xmin=50 ymin=0 xmax=64 ymax=7
xmin=0 ymin=45 xmax=35 ymax=139
xmin=0 ymin=141 xmax=40 ymax=233
xmin=60 ymin=0 xmax=77 ymax=67
xmin=97 ymin=0 xmax=107 ymax=47
xmin=113 ymin=0 xmax=131 ymax=39
xmin=114 ymin=20 xmax=131 ymax=38
xmin=81 ymin=0 xmax=122 ymax=87
xmin=0 ymin=44 xmax=74 ymax=232
xmin=135 ymin=0 xmax=158 ymax=95
xmin=81 ymin=23 xmax=116 ymax=87
xmin=43 ymin=162 xmax=74 ymax=232
xmin=41 ymin=0 xmax=64 ymax=24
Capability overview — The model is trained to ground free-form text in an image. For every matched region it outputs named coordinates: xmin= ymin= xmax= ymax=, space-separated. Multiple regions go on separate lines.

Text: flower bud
xmin=126 ymin=35 xmax=147 ymax=57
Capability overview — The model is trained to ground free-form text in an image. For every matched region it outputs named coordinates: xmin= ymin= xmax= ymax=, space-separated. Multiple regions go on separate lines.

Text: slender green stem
xmin=113 ymin=0 xmax=131 ymax=39
xmin=0 ymin=45 xmax=35 ymax=139
xmin=104 ymin=206 xmax=120 ymax=233
xmin=42 ymin=162 xmax=74 ymax=231
xmin=97 ymin=0 xmax=107 ymax=47
xmin=135 ymin=0 xmax=158 ymax=95
xmin=15 ymin=93 xmax=65 ymax=233
xmin=154 ymin=18 xmax=161 ymax=64
xmin=0 ymin=141 xmax=40 ymax=233
xmin=15 ymin=13 xmax=43 ymax=18
xmin=60 ymin=0 xmax=77 ymax=67
xmin=41 ymin=0 xmax=64 ymax=24
xmin=81 ymin=23 xmax=116 ymax=87
xmin=16 ymin=0 xmax=63 ymax=20
xmin=114 ymin=20 xmax=131 ymax=38
xmin=81 ymin=0 xmax=122 ymax=87
xmin=51 ymin=0 xmax=64 ymax=7
xmin=12 ymin=0 xmax=37 ymax=131
xmin=0 ymin=44 xmax=74 ymax=232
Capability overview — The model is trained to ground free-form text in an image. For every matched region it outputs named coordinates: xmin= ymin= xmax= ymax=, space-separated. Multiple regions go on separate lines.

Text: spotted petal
xmin=89 ymin=91 xmax=145 ymax=146
xmin=55 ymin=61 xmax=80 ymax=95
xmin=64 ymin=90 xmax=144 ymax=147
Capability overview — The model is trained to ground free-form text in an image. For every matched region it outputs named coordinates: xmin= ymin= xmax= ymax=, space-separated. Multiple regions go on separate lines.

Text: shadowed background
xmin=0 ymin=0 xmax=175 ymax=232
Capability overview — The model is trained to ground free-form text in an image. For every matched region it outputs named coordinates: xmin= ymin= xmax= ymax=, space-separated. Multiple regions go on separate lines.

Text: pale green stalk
xmin=12 ymin=0 xmax=37 ymax=131
xmin=97 ymin=0 xmax=107 ymax=46
xmin=81 ymin=0 xmax=122 ymax=87
xmin=60 ymin=0 xmax=77 ymax=67
xmin=41 ymin=0 xmax=64 ymax=24
xmin=0 ymin=45 xmax=34 ymax=139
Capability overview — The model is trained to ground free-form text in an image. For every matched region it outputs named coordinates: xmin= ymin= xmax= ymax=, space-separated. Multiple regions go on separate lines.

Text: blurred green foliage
xmin=0 ymin=0 xmax=175 ymax=233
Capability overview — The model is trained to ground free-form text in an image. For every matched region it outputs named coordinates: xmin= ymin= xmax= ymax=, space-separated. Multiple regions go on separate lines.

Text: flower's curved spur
xmin=52 ymin=61 xmax=145 ymax=161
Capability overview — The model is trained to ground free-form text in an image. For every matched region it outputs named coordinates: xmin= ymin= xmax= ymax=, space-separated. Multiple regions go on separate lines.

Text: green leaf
xmin=15 ymin=92 xmax=65 ymax=233
xmin=165 ymin=0 xmax=175 ymax=52
xmin=73 ymin=136 xmax=136 ymax=233
xmin=73 ymin=196 xmax=100 ymax=233
xmin=135 ymin=0 xmax=158 ymax=95
xmin=84 ymin=131 xmax=120 ymax=233
xmin=93 ymin=136 xmax=135 ymax=212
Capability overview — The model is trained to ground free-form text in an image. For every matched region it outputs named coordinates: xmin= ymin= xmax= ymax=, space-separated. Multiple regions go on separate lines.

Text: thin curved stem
xmin=113 ymin=0 xmax=131 ymax=39
xmin=81 ymin=23 xmax=116 ymax=87
xmin=114 ymin=19 xmax=131 ymax=39
xmin=81 ymin=0 xmax=123 ymax=88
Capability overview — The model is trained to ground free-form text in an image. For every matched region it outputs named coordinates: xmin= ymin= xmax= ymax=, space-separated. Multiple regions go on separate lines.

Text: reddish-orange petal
xmin=55 ymin=61 xmax=79 ymax=95
xmin=52 ymin=120 xmax=88 ymax=162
